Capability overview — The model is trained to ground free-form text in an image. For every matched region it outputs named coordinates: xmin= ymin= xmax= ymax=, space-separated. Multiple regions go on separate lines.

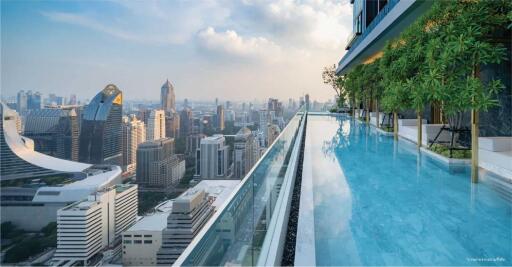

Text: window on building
xmin=124 ymin=240 xmax=132 ymax=244
xmin=144 ymin=240 xmax=152 ymax=244
xmin=144 ymin=235 xmax=152 ymax=237
xmin=134 ymin=240 xmax=142 ymax=244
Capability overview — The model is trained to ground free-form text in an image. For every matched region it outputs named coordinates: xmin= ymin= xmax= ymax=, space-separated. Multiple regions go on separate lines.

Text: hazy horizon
xmin=1 ymin=0 xmax=351 ymax=102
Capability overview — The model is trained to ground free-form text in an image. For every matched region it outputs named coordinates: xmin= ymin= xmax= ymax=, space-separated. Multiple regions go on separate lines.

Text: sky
xmin=1 ymin=0 xmax=351 ymax=102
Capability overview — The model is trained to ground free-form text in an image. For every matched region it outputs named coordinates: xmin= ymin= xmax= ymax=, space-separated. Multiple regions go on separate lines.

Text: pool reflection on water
xmin=303 ymin=114 xmax=511 ymax=266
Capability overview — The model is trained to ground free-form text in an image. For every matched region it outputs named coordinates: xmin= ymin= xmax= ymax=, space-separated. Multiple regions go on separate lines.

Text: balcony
xmin=174 ymin=107 xmax=307 ymax=266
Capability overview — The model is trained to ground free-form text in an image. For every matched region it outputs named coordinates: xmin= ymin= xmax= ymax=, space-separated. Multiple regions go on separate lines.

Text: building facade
xmin=122 ymin=115 xmax=146 ymax=173
xmin=195 ymin=135 xmax=229 ymax=179
xmin=156 ymin=190 xmax=214 ymax=265
xmin=165 ymin=110 xmax=180 ymax=139
xmin=146 ymin=109 xmax=166 ymax=141
xmin=23 ymin=108 xmax=79 ymax=161
xmin=267 ymin=124 xmax=281 ymax=147
xmin=79 ymin=84 xmax=123 ymax=165
xmin=53 ymin=184 xmax=138 ymax=266
xmin=136 ymin=138 xmax=185 ymax=192
xmin=122 ymin=213 xmax=168 ymax=266
xmin=216 ymin=105 xmax=225 ymax=131
xmin=179 ymin=108 xmax=193 ymax=137
xmin=233 ymin=127 xmax=260 ymax=179
xmin=160 ymin=79 xmax=176 ymax=113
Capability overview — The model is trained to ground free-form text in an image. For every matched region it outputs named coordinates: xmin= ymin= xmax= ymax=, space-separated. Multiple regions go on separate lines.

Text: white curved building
xmin=1 ymin=102 xmax=123 ymax=230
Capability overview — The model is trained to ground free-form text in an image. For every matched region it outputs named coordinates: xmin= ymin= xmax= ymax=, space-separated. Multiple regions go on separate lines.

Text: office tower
xmin=185 ymin=133 xmax=205 ymax=156
xmin=195 ymin=135 xmax=229 ymax=179
xmin=183 ymin=98 xmax=189 ymax=108
xmin=179 ymin=108 xmax=193 ymax=137
xmin=146 ymin=109 xmax=166 ymax=141
xmin=27 ymin=91 xmax=42 ymax=110
xmin=53 ymin=184 xmax=138 ymax=266
xmin=79 ymin=84 xmax=123 ymax=165
xmin=68 ymin=94 xmax=77 ymax=105
xmin=225 ymin=109 xmax=236 ymax=122
xmin=233 ymin=127 xmax=260 ymax=179
xmin=156 ymin=190 xmax=214 ymax=265
xmin=23 ymin=108 xmax=79 ymax=161
xmin=122 ymin=115 xmax=146 ymax=173
xmin=47 ymin=93 xmax=64 ymax=106
xmin=226 ymin=101 xmax=232 ymax=110
xmin=165 ymin=110 xmax=180 ymax=138
xmin=305 ymin=94 xmax=310 ymax=111
xmin=216 ymin=105 xmax=225 ymax=131
xmin=259 ymin=110 xmax=270 ymax=146
xmin=16 ymin=90 xmax=28 ymax=113
xmin=136 ymin=138 xmax=185 ymax=192
xmin=267 ymin=124 xmax=281 ymax=146
xmin=160 ymin=79 xmax=176 ymax=113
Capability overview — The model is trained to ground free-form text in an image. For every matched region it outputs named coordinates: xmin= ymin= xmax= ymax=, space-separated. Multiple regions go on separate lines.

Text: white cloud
xmin=32 ymin=0 xmax=353 ymax=101
xmin=196 ymin=27 xmax=282 ymax=61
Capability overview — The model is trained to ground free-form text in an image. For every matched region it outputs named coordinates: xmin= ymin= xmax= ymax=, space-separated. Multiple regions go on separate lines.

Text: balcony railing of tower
xmin=174 ymin=106 xmax=307 ymax=266
xmin=339 ymin=0 xmax=400 ymax=69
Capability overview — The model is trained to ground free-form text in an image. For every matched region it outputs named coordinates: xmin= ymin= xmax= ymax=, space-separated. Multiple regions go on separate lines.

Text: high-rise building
xmin=23 ymin=108 xmax=79 ymax=161
xmin=267 ymin=124 xmax=281 ymax=146
xmin=136 ymin=138 xmax=185 ymax=192
xmin=165 ymin=110 xmax=180 ymax=138
xmin=27 ymin=91 xmax=42 ymax=111
xmin=122 ymin=115 xmax=146 ymax=173
xmin=259 ymin=110 xmax=272 ymax=146
xmin=179 ymin=108 xmax=193 ymax=137
xmin=156 ymin=190 xmax=214 ymax=265
xmin=185 ymin=133 xmax=206 ymax=156
xmin=16 ymin=90 xmax=28 ymax=113
xmin=195 ymin=135 xmax=229 ymax=179
xmin=160 ymin=79 xmax=176 ymax=113
xmin=233 ymin=127 xmax=260 ymax=179
xmin=305 ymin=94 xmax=310 ymax=111
xmin=68 ymin=94 xmax=77 ymax=105
xmin=146 ymin=109 xmax=166 ymax=141
xmin=79 ymin=84 xmax=123 ymax=165
xmin=216 ymin=105 xmax=225 ymax=131
xmin=53 ymin=184 xmax=138 ymax=266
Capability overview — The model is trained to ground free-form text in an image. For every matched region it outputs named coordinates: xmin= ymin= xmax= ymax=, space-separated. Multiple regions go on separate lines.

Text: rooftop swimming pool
xmin=296 ymin=114 xmax=511 ymax=266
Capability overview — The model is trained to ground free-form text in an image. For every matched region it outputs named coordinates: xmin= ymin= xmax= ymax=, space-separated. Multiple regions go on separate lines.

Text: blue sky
xmin=1 ymin=0 xmax=351 ymax=102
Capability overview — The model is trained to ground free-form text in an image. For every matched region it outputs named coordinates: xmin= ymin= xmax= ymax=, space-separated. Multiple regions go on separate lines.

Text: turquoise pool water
xmin=306 ymin=115 xmax=511 ymax=266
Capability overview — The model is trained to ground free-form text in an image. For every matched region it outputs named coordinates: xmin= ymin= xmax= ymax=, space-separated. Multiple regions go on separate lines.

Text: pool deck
xmin=294 ymin=121 xmax=316 ymax=266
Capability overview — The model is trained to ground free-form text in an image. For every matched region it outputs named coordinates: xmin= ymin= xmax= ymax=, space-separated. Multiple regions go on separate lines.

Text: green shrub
xmin=430 ymin=144 xmax=471 ymax=159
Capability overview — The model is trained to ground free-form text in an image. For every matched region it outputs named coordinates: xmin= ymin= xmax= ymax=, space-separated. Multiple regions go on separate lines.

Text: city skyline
xmin=1 ymin=1 xmax=351 ymax=102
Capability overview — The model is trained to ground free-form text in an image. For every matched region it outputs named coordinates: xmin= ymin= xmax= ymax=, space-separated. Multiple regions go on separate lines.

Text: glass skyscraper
xmin=79 ymin=84 xmax=123 ymax=165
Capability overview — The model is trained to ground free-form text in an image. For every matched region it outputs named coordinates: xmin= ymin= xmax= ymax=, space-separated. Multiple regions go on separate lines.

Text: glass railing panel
xmin=179 ymin=107 xmax=305 ymax=266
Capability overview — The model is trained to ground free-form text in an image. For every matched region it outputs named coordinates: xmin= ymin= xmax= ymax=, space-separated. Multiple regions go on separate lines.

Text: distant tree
xmin=40 ymin=222 xmax=57 ymax=237
xmin=322 ymin=64 xmax=345 ymax=107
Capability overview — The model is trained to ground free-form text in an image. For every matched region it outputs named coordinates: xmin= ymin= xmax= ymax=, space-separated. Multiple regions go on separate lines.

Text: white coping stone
xmin=398 ymin=118 xmax=427 ymax=127
xmin=479 ymin=137 xmax=512 ymax=152
xmin=479 ymin=149 xmax=512 ymax=181
xmin=294 ymin=123 xmax=316 ymax=266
